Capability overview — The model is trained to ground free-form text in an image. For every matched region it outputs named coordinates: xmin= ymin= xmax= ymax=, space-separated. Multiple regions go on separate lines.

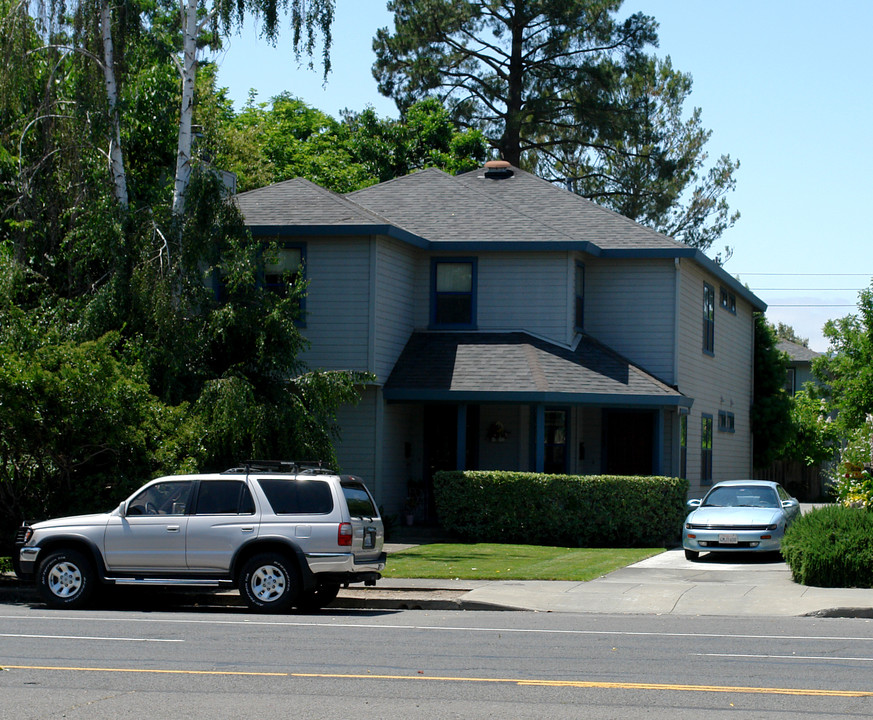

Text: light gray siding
xmin=373 ymin=237 xmax=418 ymax=382
xmin=583 ymin=257 xmax=677 ymax=383
xmin=676 ymin=260 xmax=754 ymax=493
xmin=299 ymin=237 xmax=372 ymax=372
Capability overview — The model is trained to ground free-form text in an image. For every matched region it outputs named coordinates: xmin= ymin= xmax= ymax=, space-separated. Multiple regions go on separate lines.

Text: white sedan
xmin=682 ymin=480 xmax=801 ymax=561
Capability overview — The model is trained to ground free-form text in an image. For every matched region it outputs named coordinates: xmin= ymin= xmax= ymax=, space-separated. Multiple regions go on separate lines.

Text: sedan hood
xmin=687 ymin=506 xmax=783 ymax=526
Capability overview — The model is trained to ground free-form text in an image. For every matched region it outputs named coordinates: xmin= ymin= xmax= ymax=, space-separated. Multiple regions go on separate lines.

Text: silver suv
xmin=14 ymin=461 xmax=385 ymax=613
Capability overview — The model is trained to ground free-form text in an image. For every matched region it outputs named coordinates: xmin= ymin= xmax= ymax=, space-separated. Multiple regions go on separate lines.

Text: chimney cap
xmin=483 ymin=159 xmax=514 ymax=179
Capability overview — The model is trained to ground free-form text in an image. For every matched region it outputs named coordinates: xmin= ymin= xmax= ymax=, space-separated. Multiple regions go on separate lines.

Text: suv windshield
xmin=342 ymin=482 xmax=377 ymax=518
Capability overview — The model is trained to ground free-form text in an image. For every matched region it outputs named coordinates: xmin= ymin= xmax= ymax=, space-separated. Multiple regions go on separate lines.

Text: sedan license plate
xmin=718 ymin=533 xmax=738 ymax=545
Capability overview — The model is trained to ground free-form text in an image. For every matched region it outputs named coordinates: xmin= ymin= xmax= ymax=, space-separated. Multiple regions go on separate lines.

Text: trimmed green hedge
xmin=433 ymin=471 xmax=688 ymax=547
xmin=781 ymin=505 xmax=873 ymax=587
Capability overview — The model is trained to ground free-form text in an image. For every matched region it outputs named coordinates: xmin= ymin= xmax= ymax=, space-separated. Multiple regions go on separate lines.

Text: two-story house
xmin=236 ymin=161 xmax=766 ymax=515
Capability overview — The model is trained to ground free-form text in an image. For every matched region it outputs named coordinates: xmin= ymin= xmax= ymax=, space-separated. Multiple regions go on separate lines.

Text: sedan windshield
xmin=702 ymin=486 xmax=779 ymax=508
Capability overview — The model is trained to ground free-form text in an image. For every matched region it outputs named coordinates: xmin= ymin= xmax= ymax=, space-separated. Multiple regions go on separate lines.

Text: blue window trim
xmin=718 ymin=410 xmax=735 ymax=433
xmin=430 ymin=257 xmax=477 ymax=329
xmin=574 ymin=261 xmax=585 ymax=331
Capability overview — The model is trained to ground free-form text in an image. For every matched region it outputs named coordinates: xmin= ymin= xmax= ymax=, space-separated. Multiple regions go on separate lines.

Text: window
xmin=701 ymin=415 xmax=713 ymax=484
xmin=258 ymin=479 xmax=333 ymax=515
xmin=574 ymin=262 xmax=585 ymax=330
xmin=194 ymin=480 xmax=255 ymax=515
xmin=544 ymin=409 xmax=568 ymax=474
xmin=431 ymin=259 xmax=476 ymax=327
xmin=784 ymin=367 xmax=796 ymax=395
xmin=703 ymin=283 xmax=715 ymax=354
xmin=679 ymin=414 xmax=688 ymax=480
xmin=342 ymin=482 xmax=378 ymax=518
xmin=720 ymin=286 xmax=736 ymax=314
xmin=127 ymin=481 xmax=193 ymax=516
xmin=264 ymin=246 xmax=303 ymax=296
xmin=718 ymin=410 xmax=735 ymax=433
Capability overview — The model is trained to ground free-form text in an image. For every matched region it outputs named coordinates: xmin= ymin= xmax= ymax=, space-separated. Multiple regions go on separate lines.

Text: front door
xmin=104 ymin=480 xmax=193 ymax=571
xmin=603 ymin=410 xmax=655 ymax=475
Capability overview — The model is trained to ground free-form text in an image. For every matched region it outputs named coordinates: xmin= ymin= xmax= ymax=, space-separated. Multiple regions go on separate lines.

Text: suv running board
xmin=108 ymin=577 xmax=235 ymax=588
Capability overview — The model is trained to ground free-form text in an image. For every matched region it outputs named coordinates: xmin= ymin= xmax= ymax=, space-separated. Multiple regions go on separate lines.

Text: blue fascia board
xmin=383 ymin=389 xmax=693 ymax=408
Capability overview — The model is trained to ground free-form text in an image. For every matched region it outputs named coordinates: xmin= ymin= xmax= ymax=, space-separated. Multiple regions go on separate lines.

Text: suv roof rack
xmin=224 ymin=460 xmax=335 ymax=476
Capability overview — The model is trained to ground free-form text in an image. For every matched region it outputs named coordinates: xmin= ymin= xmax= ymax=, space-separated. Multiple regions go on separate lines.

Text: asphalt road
xmin=2 ymin=605 xmax=873 ymax=719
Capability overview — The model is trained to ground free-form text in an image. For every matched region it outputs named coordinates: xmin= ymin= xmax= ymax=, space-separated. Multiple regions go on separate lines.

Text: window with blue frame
xmin=703 ymin=282 xmax=715 ymax=354
xmin=431 ymin=259 xmax=476 ymax=327
xmin=264 ymin=245 xmax=303 ymax=297
xmin=575 ymin=262 xmax=585 ymax=330
xmin=701 ymin=414 xmax=713 ymax=484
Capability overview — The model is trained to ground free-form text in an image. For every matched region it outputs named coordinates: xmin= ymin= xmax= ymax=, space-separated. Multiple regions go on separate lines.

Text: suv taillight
xmin=338 ymin=522 xmax=353 ymax=547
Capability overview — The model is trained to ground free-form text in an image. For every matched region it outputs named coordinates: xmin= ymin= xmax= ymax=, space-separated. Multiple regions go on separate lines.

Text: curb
xmin=0 ymin=579 xmax=510 ymax=612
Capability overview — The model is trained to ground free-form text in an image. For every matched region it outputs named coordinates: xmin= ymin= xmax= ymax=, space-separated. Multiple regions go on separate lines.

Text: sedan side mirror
xmin=686 ymin=499 xmax=702 ymax=509
xmin=116 ymin=501 xmax=127 ymax=518
xmin=782 ymin=499 xmax=799 ymax=509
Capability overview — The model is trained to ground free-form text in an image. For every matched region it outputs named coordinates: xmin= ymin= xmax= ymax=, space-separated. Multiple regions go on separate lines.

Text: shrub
xmin=781 ymin=505 xmax=873 ymax=587
xmin=433 ymin=471 xmax=688 ymax=547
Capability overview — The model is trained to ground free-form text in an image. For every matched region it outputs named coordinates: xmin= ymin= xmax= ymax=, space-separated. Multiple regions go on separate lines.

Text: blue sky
xmin=213 ymin=0 xmax=873 ymax=352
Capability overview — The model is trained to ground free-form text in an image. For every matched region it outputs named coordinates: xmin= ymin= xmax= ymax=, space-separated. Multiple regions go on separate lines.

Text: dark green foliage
xmin=433 ymin=471 xmax=688 ymax=547
xmin=752 ymin=313 xmax=793 ymax=467
xmin=374 ymin=0 xmax=739 ymax=253
xmin=781 ymin=505 xmax=873 ymax=588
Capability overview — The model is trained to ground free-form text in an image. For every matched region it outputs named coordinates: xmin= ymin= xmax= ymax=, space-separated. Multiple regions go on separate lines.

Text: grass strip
xmin=382 ymin=543 xmax=663 ymax=582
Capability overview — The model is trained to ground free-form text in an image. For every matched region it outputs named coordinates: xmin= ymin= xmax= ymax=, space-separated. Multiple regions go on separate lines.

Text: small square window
xmin=265 ymin=247 xmax=303 ymax=296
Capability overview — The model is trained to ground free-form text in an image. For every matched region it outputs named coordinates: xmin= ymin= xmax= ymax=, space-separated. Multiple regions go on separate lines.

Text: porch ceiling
xmin=383 ymin=332 xmax=690 ymax=407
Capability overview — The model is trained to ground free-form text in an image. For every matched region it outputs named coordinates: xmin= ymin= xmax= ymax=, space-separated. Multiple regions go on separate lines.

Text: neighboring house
xmin=777 ymin=339 xmax=822 ymax=395
xmin=235 ymin=161 xmax=766 ymax=516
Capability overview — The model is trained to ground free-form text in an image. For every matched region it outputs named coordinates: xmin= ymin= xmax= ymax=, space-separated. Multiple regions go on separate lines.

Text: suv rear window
xmin=342 ymin=482 xmax=378 ymax=518
xmin=258 ymin=478 xmax=333 ymax=514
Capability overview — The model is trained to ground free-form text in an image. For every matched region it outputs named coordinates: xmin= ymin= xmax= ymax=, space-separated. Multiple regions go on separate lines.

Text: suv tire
xmin=37 ymin=549 xmax=96 ymax=609
xmin=239 ymin=553 xmax=299 ymax=613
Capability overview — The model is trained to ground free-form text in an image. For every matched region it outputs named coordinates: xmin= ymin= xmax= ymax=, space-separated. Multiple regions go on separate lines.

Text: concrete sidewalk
xmin=4 ymin=547 xmax=873 ymax=617
xmin=340 ymin=546 xmax=873 ymax=617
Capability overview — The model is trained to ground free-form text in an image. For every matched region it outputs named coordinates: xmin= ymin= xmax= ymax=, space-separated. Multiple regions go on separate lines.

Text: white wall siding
xmin=584 ymin=257 xmax=677 ymax=383
xmin=299 ymin=237 xmax=371 ymax=372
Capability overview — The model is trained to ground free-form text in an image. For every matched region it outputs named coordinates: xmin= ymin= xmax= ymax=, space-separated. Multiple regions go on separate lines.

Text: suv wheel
xmin=37 ymin=549 xmax=96 ymax=609
xmin=297 ymin=582 xmax=341 ymax=612
xmin=239 ymin=553 xmax=299 ymax=612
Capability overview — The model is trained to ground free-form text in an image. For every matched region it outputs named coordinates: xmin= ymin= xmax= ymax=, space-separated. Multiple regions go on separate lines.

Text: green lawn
xmin=382 ymin=543 xmax=664 ymax=582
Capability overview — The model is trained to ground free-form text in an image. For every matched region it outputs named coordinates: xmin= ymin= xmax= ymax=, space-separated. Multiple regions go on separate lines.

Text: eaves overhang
xmin=382 ymin=388 xmax=694 ymax=408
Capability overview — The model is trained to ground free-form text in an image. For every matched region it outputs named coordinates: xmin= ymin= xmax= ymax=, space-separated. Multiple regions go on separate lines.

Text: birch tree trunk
xmin=100 ymin=0 xmax=128 ymax=209
xmin=171 ymin=0 xmax=198 ymax=217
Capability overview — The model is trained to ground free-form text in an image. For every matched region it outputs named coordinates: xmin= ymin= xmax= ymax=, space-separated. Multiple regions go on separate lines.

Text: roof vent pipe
xmin=484 ymin=159 xmax=514 ymax=180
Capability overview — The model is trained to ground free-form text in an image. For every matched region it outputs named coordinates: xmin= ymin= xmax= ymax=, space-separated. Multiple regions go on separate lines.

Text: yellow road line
xmin=4 ymin=665 xmax=872 ymax=697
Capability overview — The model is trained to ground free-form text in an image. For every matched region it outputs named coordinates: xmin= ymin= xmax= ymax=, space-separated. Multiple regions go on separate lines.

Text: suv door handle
xmin=166 ymin=525 xmax=180 ymax=532
xmin=241 ymin=527 xmax=254 ymax=533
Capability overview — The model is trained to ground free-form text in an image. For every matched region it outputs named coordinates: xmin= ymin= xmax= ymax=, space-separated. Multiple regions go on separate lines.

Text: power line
xmin=737 ymin=272 xmax=872 ymax=276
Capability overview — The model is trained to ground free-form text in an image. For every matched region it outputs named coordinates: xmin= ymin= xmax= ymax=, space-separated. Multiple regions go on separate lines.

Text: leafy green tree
xmin=779 ymin=390 xmax=838 ymax=468
xmin=211 ymin=94 xmax=487 ymax=193
xmin=373 ymin=0 xmax=739 ymax=253
xmin=775 ymin=322 xmax=809 ymax=347
xmin=751 ymin=313 xmax=793 ymax=467
xmin=813 ymin=282 xmax=873 ymax=434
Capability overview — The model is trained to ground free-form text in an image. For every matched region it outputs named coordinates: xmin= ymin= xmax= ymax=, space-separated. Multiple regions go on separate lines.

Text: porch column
xmin=456 ymin=404 xmax=467 ymax=471
xmin=533 ymin=404 xmax=545 ymax=472
xmin=654 ymin=410 xmax=664 ymax=475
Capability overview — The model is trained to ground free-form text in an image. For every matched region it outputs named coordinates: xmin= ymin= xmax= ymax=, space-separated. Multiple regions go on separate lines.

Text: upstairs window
xmin=264 ymin=246 xmax=303 ymax=296
xmin=720 ymin=286 xmax=737 ymax=314
xmin=703 ymin=283 xmax=715 ymax=354
xmin=431 ymin=259 xmax=476 ymax=328
xmin=575 ymin=262 xmax=585 ymax=330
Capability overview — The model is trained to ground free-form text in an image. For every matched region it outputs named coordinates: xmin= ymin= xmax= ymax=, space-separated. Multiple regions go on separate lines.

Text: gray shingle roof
xmin=235 ymin=177 xmax=392 ymax=227
xmin=777 ymin=339 xmax=822 ymax=364
xmin=384 ymin=332 xmax=687 ymax=405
